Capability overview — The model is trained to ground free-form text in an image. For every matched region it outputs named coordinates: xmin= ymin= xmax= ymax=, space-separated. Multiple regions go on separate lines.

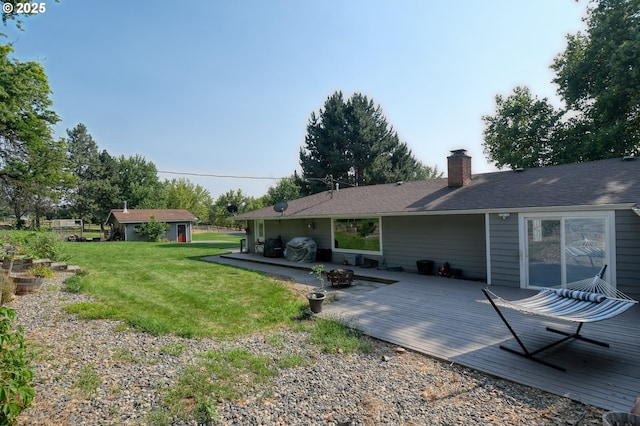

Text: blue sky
xmin=4 ymin=0 xmax=587 ymax=199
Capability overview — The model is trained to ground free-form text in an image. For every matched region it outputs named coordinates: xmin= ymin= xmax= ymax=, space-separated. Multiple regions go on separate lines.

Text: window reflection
xmin=333 ymin=218 xmax=380 ymax=251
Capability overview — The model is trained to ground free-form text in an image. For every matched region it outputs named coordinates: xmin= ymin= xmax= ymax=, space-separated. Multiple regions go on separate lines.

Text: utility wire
xmin=158 ymin=170 xmax=355 ymax=187
xmin=158 ymin=170 xmax=283 ymax=180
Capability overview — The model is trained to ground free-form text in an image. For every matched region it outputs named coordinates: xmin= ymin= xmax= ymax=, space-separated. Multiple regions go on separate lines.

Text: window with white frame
xmin=332 ymin=217 xmax=381 ymax=253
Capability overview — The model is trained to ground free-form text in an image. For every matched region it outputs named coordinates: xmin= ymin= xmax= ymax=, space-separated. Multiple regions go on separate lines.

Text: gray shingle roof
xmin=238 ymin=157 xmax=640 ymax=219
xmin=107 ymin=209 xmax=197 ymax=223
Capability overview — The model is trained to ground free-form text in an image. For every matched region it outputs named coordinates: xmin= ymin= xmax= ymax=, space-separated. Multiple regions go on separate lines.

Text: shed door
xmin=177 ymin=224 xmax=186 ymax=243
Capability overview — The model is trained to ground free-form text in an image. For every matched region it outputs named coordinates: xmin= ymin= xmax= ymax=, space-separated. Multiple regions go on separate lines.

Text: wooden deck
xmin=217 ymin=253 xmax=640 ymax=412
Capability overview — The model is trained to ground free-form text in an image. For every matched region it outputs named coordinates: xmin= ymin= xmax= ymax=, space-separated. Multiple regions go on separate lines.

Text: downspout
xmin=485 ymin=213 xmax=492 ymax=285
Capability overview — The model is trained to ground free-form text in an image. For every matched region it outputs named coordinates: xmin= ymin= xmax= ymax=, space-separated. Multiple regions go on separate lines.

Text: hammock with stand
xmin=482 ymin=265 xmax=637 ymax=371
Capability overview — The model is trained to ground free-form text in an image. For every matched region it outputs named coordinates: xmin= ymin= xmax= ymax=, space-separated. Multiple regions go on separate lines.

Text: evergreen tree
xmin=300 ymin=91 xmax=434 ymax=194
xmin=66 ymin=124 xmax=102 ymax=223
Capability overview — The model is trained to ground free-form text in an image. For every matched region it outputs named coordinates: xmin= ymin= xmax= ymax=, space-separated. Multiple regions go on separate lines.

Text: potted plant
xmin=12 ymin=264 xmax=55 ymax=295
xmin=307 ymin=264 xmax=327 ymax=313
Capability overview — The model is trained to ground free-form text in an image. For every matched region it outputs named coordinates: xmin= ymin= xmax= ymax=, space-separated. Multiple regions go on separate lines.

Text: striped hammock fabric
xmin=482 ymin=266 xmax=637 ymax=370
xmin=486 ymin=288 xmax=636 ymax=323
xmin=485 ymin=270 xmax=637 ymax=323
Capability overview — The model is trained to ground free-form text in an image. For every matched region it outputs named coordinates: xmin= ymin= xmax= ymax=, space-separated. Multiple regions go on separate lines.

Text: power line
xmin=157 ymin=170 xmax=355 ymax=188
xmin=157 ymin=170 xmax=283 ymax=180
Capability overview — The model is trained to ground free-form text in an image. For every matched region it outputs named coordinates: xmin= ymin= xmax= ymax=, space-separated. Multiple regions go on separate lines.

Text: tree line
xmin=5 ymin=0 xmax=634 ymax=230
xmin=1 ymin=20 xmax=442 ymax=230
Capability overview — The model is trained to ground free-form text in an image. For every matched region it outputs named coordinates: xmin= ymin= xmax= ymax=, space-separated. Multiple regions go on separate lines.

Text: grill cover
xmin=286 ymin=237 xmax=317 ymax=263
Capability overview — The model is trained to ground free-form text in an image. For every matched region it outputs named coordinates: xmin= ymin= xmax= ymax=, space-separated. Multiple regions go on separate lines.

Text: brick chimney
xmin=447 ymin=149 xmax=471 ymax=187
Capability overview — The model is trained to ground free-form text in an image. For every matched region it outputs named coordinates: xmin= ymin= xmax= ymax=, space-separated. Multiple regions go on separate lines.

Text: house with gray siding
xmin=105 ymin=208 xmax=197 ymax=242
xmin=237 ymin=150 xmax=640 ymax=298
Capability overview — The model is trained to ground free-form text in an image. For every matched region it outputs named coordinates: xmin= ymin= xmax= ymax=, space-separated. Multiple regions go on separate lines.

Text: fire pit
xmin=327 ymin=269 xmax=354 ymax=287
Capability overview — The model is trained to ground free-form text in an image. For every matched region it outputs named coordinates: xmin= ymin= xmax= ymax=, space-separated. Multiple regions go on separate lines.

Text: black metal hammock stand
xmin=483 ymin=266 xmax=637 ymax=371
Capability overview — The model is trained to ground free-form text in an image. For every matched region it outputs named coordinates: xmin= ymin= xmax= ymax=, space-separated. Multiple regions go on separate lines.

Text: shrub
xmin=0 ymin=275 xmax=15 ymax=306
xmin=29 ymin=232 xmax=68 ymax=261
xmin=63 ymin=275 xmax=83 ymax=293
xmin=0 ymin=307 xmax=34 ymax=425
xmin=135 ymin=216 xmax=169 ymax=242
xmin=27 ymin=265 xmax=55 ymax=278
xmin=0 ymin=231 xmax=68 ymax=261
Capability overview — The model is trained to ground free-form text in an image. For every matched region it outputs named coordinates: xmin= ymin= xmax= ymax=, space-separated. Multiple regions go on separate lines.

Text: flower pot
xmin=307 ymin=292 xmax=326 ymax=313
xmin=4 ymin=257 xmax=33 ymax=273
xmin=11 ymin=273 xmax=45 ymax=295
xmin=603 ymin=412 xmax=640 ymax=426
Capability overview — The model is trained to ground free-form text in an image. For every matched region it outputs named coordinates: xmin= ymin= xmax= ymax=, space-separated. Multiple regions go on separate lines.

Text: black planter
xmin=416 ymin=260 xmax=434 ymax=275
xmin=307 ymin=292 xmax=326 ymax=313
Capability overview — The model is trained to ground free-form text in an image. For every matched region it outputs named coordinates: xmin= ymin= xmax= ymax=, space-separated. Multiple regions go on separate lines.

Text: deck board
xmin=216 ymin=253 xmax=640 ymax=412
xmin=322 ymin=278 xmax=640 ymax=412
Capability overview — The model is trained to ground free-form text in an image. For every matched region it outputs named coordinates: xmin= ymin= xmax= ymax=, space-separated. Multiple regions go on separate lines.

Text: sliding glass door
xmin=524 ymin=214 xmax=611 ymax=288
xmin=527 ymin=218 xmax=562 ymax=287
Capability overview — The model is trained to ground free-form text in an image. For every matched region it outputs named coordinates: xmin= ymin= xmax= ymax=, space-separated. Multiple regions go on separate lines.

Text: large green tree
xmin=262 ymin=175 xmax=302 ymax=206
xmin=63 ymin=125 xmax=128 ymax=225
xmin=0 ymin=44 xmax=70 ymax=227
xmin=65 ymin=123 xmax=104 ymax=223
xmin=93 ymin=150 xmax=122 ymax=221
xmin=164 ymin=178 xmax=212 ymax=223
xmin=300 ymin=91 xmax=438 ymax=194
xmin=551 ymin=0 xmax=640 ymax=159
xmin=483 ymin=0 xmax=640 ymax=169
xmin=482 ymin=87 xmax=565 ymax=169
xmin=114 ymin=154 xmax=164 ymax=209
xmin=211 ymin=189 xmax=262 ymax=228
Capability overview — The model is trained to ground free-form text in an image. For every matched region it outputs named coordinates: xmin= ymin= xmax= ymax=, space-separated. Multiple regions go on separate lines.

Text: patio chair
xmin=482 ymin=265 xmax=637 ymax=371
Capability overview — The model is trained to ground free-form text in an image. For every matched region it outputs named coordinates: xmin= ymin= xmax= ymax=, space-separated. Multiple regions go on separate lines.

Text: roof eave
xmin=237 ymin=203 xmax=637 ymax=221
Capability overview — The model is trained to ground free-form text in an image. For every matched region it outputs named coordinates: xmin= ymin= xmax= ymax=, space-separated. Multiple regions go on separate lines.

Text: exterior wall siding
xmin=164 ymin=223 xmax=191 ymax=242
xmin=123 ymin=223 xmax=189 ymax=242
xmin=488 ymin=213 xmax=520 ymax=287
xmin=615 ymin=209 xmax=640 ymax=299
xmin=381 ymin=214 xmax=487 ymax=280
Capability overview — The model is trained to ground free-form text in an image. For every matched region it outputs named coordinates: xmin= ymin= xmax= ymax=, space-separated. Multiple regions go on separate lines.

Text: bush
xmin=30 ymin=232 xmax=68 ymax=261
xmin=27 ymin=265 xmax=55 ymax=278
xmin=63 ymin=275 xmax=83 ymax=293
xmin=0 ymin=307 xmax=34 ymax=425
xmin=0 ymin=231 xmax=68 ymax=261
xmin=0 ymin=275 xmax=15 ymax=306
xmin=135 ymin=216 xmax=169 ymax=242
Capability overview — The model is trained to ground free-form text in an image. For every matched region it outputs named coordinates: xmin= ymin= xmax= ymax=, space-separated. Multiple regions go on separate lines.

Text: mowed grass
xmin=63 ymin=240 xmax=305 ymax=338
xmin=192 ymin=232 xmax=244 ymax=242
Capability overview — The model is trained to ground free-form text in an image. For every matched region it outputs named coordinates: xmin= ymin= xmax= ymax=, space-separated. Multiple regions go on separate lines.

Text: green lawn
xmin=63 ymin=239 xmax=305 ymax=338
xmin=2 ymin=231 xmax=369 ymax=424
xmin=192 ymin=232 xmax=244 ymax=242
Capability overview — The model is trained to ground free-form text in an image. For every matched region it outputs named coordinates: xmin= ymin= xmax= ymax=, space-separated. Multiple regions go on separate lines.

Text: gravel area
xmin=7 ymin=273 xmax=607 ymax=425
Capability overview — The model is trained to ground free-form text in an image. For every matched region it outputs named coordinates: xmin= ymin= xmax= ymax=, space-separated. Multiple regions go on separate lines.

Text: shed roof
xmin=107 ymin=209 xmax=198 ymax=224
xmin=238 ymin=157 xmax=640 ymax=220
